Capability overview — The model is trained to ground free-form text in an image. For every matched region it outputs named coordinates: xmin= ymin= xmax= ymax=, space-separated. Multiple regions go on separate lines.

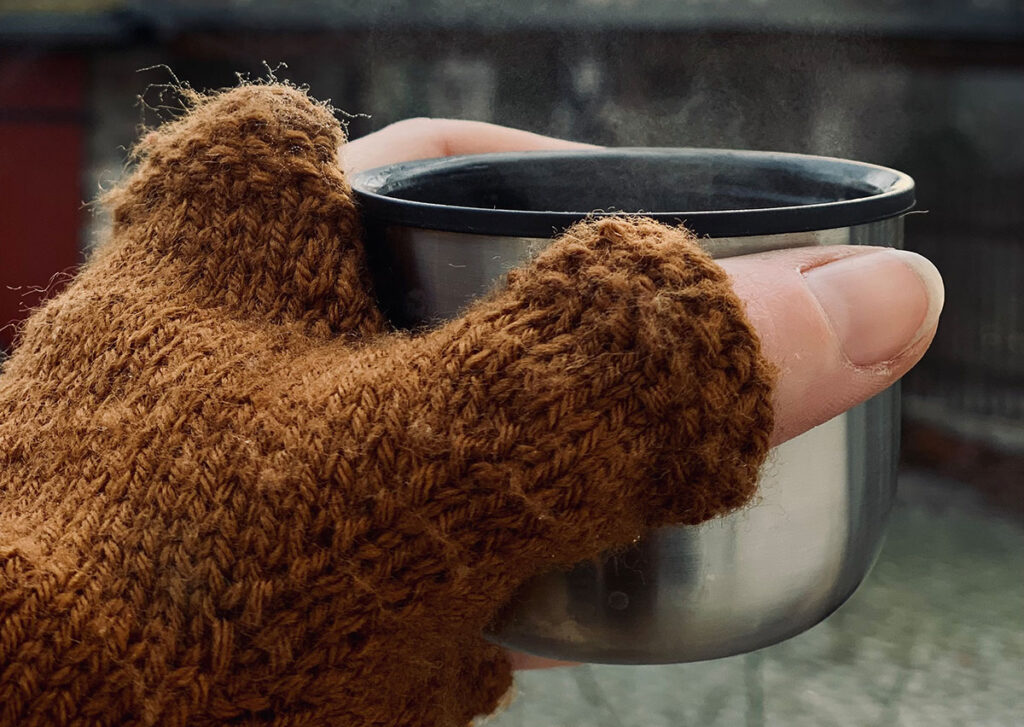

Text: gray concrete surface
xmin=482 ymin=469 xmax=1024 ymax=727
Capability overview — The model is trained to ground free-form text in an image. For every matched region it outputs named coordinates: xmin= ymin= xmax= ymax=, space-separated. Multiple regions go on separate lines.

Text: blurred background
xmin=1 ymin=1 xmax=1021 ymax=725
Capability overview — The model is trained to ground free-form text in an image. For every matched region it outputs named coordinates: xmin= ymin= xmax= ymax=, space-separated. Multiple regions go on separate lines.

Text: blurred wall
xmin=0 ymin=53 xmax=85 ymax=350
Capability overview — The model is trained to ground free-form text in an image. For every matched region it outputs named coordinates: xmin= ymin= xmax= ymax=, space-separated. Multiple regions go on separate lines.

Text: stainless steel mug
xmin=351 ymin=149 xmax=915 ymax=664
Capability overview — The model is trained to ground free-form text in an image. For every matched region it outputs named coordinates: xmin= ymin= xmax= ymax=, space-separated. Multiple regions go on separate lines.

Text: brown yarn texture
xmin=0 ymin=84 xmax=774 ymax=726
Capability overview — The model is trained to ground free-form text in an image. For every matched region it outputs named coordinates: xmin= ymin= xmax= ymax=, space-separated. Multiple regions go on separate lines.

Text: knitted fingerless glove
xmin=0 ymin=84 xmax=774 ymax=726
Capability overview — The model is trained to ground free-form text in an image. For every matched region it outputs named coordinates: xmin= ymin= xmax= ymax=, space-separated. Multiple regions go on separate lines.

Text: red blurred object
xmin=0 ymin=53 xmax=85 ymax=351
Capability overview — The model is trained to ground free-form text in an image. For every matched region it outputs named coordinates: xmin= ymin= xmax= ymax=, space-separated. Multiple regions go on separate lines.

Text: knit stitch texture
xmin=0 ymin=84 xmax=774 ymax=726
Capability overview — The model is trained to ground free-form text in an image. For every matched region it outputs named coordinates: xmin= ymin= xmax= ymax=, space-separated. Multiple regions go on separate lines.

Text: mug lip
xmin=350 ymin=147 xmax=916 ymax=238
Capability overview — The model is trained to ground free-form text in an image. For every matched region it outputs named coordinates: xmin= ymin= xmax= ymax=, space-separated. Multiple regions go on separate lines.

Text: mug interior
xmin=352 ymin=149 xmax=915 ymax=238
xmin=379 ymin=154 xmax=877 ymax=212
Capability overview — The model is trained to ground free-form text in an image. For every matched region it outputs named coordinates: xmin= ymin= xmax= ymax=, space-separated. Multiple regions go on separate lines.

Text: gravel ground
xmin=483 ymin=469 xmax=1024 ymax=727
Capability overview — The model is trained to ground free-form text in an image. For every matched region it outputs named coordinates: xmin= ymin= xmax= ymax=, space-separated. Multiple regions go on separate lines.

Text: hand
xmin=0 ymin=91 xmax=939 ymax=726
xmin=342 ymin=118 xmax=944 ymax=671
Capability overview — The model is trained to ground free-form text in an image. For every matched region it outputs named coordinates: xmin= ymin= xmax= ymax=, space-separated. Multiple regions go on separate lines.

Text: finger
xmin=719 ymin=245 xmax=944 ymax=446
xmin=505 ymin=651 xmax=580 ymax=671
xmin=340 ymin=118 xmax=597 ymax=175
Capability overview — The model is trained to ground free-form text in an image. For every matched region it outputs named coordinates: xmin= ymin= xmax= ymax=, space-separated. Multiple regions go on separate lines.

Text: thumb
xmin=506 ymin=244 xmax=944 ymax=674
xmin=720 ymin=245 xmax=944 ymax=446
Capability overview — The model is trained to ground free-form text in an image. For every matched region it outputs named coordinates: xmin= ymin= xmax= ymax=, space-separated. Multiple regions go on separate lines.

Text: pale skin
xmin=340 ymin=118 xmax=945 ymax=671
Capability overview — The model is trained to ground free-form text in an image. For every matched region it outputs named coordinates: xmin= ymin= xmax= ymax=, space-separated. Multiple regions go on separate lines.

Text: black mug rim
xmin=350 ymin=148 xmax=916 ymax=238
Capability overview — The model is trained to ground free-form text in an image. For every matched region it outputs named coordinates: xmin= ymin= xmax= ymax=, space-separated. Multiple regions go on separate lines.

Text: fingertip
xmin=505 ymin=650 xmax=581 ymax=671
xmin=890 ymin=249 xmax=945 ymax=343
xmin=720 ymin=245 xmax=944 ymax=446
xmin=803 ymin=249 xmax=942 ymax=367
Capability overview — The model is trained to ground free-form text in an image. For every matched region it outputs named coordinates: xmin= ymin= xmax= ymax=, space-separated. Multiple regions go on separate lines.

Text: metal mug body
xmin=361 ymin=217 xmax=902 ymax=664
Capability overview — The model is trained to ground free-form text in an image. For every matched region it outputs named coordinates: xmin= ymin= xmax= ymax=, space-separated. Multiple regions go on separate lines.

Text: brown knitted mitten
xmin=0 ymin=84 xmax=774 ymax=726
